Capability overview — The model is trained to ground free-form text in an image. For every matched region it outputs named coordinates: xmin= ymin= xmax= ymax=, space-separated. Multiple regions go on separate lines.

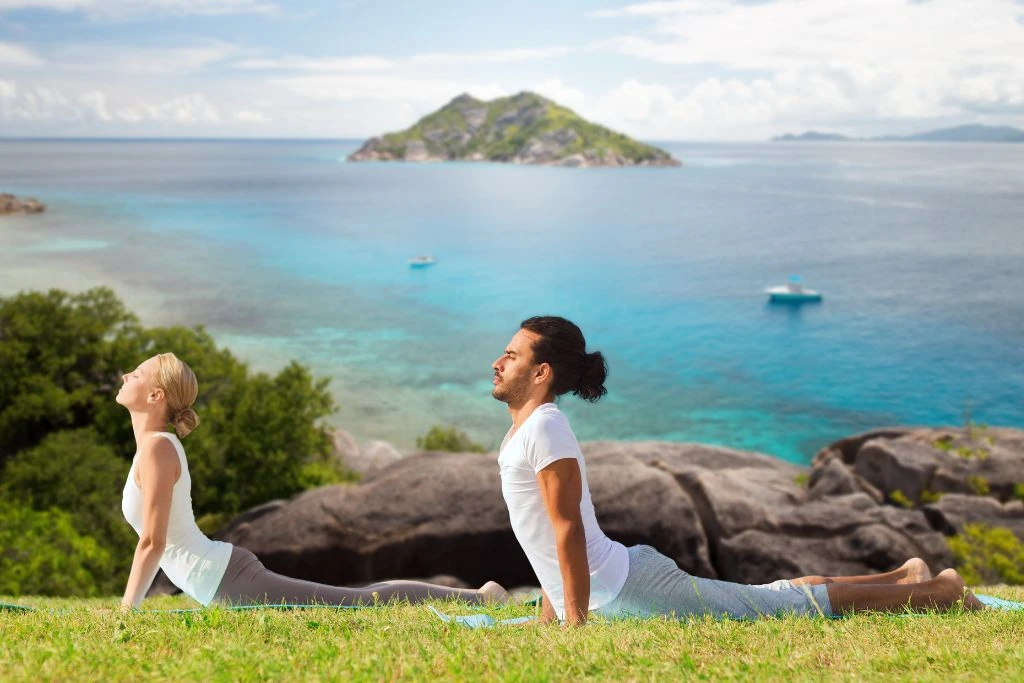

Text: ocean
xmin=1 ymin=138 xmax=1022 ymax=463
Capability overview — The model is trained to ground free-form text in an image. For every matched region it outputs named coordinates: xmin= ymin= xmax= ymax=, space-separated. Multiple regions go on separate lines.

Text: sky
xmin=1 ymin=0 xmax=1023 ymax=141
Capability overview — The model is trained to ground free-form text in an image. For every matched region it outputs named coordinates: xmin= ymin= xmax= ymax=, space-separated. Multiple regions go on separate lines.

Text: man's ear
xmin=534 ymin=362 xmax=552 ymax=385
xmin=147 ymin=387 xmax=165 ymax=405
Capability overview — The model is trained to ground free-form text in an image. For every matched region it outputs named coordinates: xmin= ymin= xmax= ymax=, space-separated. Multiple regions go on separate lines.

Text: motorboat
xmin=408 ymin=255 xmax=437 ymax=269
xmin=766 ymin=275 xmax=822 ymax=303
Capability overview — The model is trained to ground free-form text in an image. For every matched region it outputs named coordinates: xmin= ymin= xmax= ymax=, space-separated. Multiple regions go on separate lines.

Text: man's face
xmin=491 ymin=328 xmax=541 ymax=407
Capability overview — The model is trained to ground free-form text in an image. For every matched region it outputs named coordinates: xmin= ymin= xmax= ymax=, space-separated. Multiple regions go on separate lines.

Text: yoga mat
xmin=428 ymin=593 xmax=1024 ymax=629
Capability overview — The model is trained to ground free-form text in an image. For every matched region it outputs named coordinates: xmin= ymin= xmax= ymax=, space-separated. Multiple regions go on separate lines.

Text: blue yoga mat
xmin=428 ymin=593 xmax=1024 ymax=629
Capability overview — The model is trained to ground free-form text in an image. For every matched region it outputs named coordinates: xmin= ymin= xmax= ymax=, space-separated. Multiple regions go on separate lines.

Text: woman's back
xmin=122 ymin=431 xmax=232 ymax=605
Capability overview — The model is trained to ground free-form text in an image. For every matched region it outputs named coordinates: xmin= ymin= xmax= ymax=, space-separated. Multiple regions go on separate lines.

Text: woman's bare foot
xmin=897 ymin=557 xmax=932 ymax=584
xmin=478 ymin=581 xmax=511 ymax=604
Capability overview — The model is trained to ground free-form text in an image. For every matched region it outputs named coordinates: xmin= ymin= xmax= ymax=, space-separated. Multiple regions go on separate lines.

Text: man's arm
xmin=536 ymin=458 xmax=589 ymax=626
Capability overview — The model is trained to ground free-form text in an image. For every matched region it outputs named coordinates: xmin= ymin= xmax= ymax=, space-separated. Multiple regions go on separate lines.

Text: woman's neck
xmin=129 ymin=409 xmax=169 ymax=449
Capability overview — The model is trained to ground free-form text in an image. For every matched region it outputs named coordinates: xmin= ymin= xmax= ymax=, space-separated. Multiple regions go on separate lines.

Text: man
xmin=491 ymin=316 xmax=983 ymax=626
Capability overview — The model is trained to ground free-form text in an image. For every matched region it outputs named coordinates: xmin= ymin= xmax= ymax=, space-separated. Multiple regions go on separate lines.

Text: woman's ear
xmin=147 ymin=387 xmax=165 ymax=405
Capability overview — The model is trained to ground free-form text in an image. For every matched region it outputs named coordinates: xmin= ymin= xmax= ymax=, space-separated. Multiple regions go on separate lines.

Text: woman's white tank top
xmin=122 ymin=432 xmax=232 ymax=606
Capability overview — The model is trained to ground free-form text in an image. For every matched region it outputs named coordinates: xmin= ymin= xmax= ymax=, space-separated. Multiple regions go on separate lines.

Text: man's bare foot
xmin=479 ymin=581 xmax=511 ymax=604
xmin=897 ymin=557 xmax=932 ymax=584
xmin=935 ymin=568 xmax=985 ymax=611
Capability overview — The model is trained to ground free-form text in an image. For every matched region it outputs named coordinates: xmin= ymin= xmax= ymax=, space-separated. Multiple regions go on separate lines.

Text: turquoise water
xmin=1 ymin=139 xmax=1022 ymax=462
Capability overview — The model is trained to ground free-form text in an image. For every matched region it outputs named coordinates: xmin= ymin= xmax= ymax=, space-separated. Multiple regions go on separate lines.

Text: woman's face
xmin=115 ymin=356 xmax=160 ymax=409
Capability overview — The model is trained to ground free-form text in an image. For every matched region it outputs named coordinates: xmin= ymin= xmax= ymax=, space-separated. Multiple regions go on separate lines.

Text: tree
xmin=0 ymin=288 xmax=139 ymax=462
xmin=0 ymin=428 xmax=136 ymax=593
xmin=1 ymin=287 xmax=349 ymax=524
xmin=0 ymin=501 xmax=114 ymax=597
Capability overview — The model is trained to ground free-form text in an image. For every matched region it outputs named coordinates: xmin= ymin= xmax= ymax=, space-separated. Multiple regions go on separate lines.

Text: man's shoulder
xmin=526 ymin=403 xmax=569 ymax=430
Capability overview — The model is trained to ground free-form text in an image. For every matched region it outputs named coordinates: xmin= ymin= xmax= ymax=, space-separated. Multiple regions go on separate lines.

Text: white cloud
xmin=271 ymin=73 xmax=507 ymax=105
xmin=0 ymin=80 xmax=226 ymax=126
xmin=409 ymin=46 xmax=572 ymax=65
xmin=78 ymin=89 xmax=111 ymax=120
xmin=532 ymin=78 xmax=587 ymax=114
xmin=233 ymin=55 xmax=394 ymax=72
xmin=57 ymin=41 xmax=242 ymax=74
xmin=232 ymin=108 xmax=269 ymax=123
xmin=590 ymin=0 xmax=1024 ymax=134
xmin=0 ymin=41 xmax=43 ymax=66
xmin=0 ymin=0 xmax=276 ymax=17
xmin=131 ymin=92 xmax=222 ymax=123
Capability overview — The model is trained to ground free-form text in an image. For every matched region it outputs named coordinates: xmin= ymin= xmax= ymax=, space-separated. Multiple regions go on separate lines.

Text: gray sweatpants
xmin=594 ymin=545 xmax=833 ymax=620
xmin=212 ymin=546 xmax=484 ymax=606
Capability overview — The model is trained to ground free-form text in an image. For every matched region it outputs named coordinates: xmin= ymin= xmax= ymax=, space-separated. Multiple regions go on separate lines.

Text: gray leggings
xmin=595 ymin=545 xmax=833 ymax=620
xmin=212 ymin=546 xmax=485 ymax=606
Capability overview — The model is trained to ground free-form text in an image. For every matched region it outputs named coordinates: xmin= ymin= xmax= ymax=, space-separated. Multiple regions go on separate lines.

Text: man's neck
xmin=507 ymin=394 xmax=555 ymax=431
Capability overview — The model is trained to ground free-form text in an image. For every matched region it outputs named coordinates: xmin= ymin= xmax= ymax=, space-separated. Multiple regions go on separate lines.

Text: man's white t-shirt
xmin=498 ymin=402 xmax=629 ymax=619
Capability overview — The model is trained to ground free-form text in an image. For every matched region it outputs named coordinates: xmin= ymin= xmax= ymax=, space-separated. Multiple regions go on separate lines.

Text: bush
xmin=0 ymin=428 xmax=136 ymax=593
xmin=0 ymin=502 xmax=114 ymax=596
xmin=948 ymin=523 xmax=1024 ymax=586
xmin=0 ymin=288 xmax=139 ymax=460
xmin=416 ymin=425 xmax=487 ymax=453
xmin=0 ymin=288 xmax=351 ymax=521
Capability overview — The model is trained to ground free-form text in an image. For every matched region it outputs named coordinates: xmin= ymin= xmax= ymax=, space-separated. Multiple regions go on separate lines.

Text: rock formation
xmin=212 ymin=427 xmax=1023 ymax=590
xmin=0 ymin=193 xmax=45 ymax=215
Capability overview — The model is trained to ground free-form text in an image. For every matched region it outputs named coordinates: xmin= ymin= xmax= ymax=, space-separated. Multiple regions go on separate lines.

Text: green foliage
xmin=919 ymin=489 xmax=944 ymax=504
xmin=948 ymin=523 xmax=1024 ymax=585
xmin=183 ymin=360 xmax=342 ymax=515
xmin=793 ymin=473 xmax=809 ymax=488
xmin=888 ymin=489 xmax=914 ymax=509
xmin=0 ymin=501 xmax=114 ymax=596
xmin=0 ymin=288 xmax=140 ymax=458
xmin=1013 ymin=483 xmax=1024 ymax=502
xmin=966 ymin=475 xmax=991 ymax=496
xmin=0 ymin=428 xmax=136 ymax=592
xmin=416 ymin=425 xmax=486 ymax=454
xmin=0 ymin=286 xmax=353 ymax=595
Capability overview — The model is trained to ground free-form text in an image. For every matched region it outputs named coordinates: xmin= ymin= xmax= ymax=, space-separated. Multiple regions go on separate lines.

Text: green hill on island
xmin=348 ymin=92 xmax=680 ymax=167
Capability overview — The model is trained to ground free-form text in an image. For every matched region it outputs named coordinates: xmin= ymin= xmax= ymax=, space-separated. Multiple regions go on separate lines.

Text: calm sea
xmin=1 ymin=139 xmax=1022 ymax=462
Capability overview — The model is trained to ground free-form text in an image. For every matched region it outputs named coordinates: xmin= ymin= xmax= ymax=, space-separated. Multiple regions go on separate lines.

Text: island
xmin=0 ymin=193 xmax=45 ymax=215
xmin=773 ymin=124 xmax=1024 ymax=143
xmin=348 ymin=92 xmax=681 ymax=167
xmin=772 ymin=131 xmax=851 ymax=142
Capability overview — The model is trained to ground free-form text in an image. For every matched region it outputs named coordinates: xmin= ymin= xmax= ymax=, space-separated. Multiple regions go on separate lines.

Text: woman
xmin=117 ymin=352 xmax=507 ymax=610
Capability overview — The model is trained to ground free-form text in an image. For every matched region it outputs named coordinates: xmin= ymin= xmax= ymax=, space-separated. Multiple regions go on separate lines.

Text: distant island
xmin=772 ymin=124 xmax=1024 ymax=143
xmin=0 ymin=193 xmax=45 ymax=216
xmin=348 ymin=92 xmax=681 ymax=167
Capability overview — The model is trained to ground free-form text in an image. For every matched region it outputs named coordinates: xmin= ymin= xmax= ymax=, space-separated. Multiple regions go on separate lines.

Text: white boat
xmin=408 ymin=255 xmax=437 ymax=269
xmin=766 ymin=276 xmax=822 ymax=303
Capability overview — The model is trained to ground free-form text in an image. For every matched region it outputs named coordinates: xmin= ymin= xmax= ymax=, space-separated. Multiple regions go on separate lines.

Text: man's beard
xmin=492 ymin=375 xmax=528 ymax=405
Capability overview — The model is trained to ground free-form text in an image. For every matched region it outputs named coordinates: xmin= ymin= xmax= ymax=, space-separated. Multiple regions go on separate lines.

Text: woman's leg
xmin=825 ymin=568 xmax=985 ymax=614
xmin=214 ymin=547 xmax=507 ymax=606
xmin=789 ymin=557 xmax=932 ymax=587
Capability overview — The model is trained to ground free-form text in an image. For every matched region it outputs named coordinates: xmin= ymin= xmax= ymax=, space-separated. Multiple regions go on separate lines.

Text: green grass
xmin=2 ymin=588 xmax=1023 ymax=681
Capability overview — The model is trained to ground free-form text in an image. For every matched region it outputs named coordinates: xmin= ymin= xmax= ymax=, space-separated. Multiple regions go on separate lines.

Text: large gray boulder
xmin=834 ymin=428 xmax=1024 ymax=503
xmin=216 ymin=432 xmax=1018 ymax=589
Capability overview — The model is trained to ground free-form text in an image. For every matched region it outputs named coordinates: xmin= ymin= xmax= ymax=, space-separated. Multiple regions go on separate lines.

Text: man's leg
xmin=789 ymin=557 xmax=932 ymax=587
xmin=825 ymin=568 xmax=985 ymax=614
